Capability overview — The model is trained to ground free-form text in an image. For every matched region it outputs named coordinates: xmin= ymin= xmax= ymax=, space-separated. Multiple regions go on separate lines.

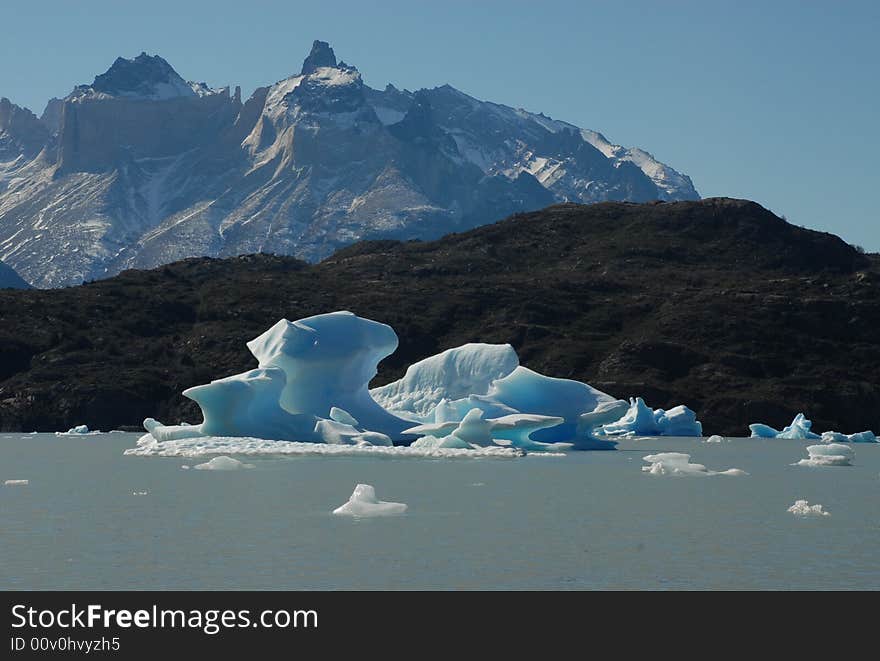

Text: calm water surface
xmin=1 ymin=433 xmax=878 ymax=590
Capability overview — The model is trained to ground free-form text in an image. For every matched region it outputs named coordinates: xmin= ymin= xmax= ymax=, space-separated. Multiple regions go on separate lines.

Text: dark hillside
xmin=1 ymin=198 xmax=877 ymax=436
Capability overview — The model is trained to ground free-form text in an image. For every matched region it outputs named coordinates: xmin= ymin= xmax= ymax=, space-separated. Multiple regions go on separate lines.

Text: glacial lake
xmin=1 ymin=433 xmax=878 ymax=590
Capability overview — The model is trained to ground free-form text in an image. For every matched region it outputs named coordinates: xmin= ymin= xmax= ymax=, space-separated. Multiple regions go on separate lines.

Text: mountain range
xmin=0 ymin=198 xmax=876 ymax=436
xmin=0 ymin=41 xmax=698 ymax=288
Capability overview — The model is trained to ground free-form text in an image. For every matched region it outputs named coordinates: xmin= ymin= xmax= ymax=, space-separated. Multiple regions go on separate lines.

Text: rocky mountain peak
xmin=301 ymin=40 xmax=337 ymax=74
xmin=82 ymin=52 xmax=195 ymax=100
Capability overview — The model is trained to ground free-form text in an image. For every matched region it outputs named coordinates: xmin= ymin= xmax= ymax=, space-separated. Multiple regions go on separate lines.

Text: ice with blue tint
xmin=820 ymin=430 xmax=877 ymax=444
xmin=749 ymin=413 xmax=821 ymax=440
xmin=403 ymin=409 xmax=572 ymax=452
xmin=794 ymin=443 xmax=854 ymax=467
xmin=370 ymin=343 xmax=519 ymax=419
xmin=602 ymin=397 xmax=703 ymax=437
xmin=139 ymin=311 xmax=707 ymax=453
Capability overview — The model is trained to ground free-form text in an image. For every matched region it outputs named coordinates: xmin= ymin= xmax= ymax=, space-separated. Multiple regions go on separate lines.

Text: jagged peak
xmin=301 ymin=40 xmax=337 ymax=74
xmin=67 ymin=52 xmax=224 ymax=102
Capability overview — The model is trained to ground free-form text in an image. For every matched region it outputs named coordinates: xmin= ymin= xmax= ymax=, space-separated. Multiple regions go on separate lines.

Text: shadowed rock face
xmin=0 ymin=41 xmax=698 ymax=289
xmin=301 ymin=40 xmax=337 ymax=74
xmin=0 ymin=198 xmax=877 ymax=437
xmin=0 ymin=98 xmax=48 ymax=159
xmin=0 ymin=260 xmax=29 ymax=289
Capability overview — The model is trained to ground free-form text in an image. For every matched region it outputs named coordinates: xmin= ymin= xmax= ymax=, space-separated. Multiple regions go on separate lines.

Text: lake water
xmin=2 ymin=433 xmax=878 ymax=590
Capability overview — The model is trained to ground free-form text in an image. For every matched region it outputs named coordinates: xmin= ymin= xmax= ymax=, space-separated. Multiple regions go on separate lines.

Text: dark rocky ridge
xmin=0 ymin=198 xmax=877 ymax=436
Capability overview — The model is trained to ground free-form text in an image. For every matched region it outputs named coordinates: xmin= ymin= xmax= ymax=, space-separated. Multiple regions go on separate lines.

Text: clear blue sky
xmin=2 ymin=0 xmax=878 ymax=249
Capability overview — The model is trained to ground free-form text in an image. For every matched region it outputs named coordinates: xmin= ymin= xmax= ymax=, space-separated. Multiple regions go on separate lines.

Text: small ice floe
xmin=56 ymin=424 xmax=102 ymax=436
xmin=131 ymin=490 xmax=149 ymax=496
xmin=820 ymin=430 xmax=877 ymax=444
xmin=192 ymin=456 xmax=255 ymax=471
xmin=793 ymin=443 xmax=854 ymax=467
xmin=126 ymin=434 xmax=522 ymax=459
xmin=332 ymin=484 xmax=407 ymax=517
xmin=704 ymin=435 xmax=726 ymax=444
xmin=4 ymin=479 xmax=29 ymax=486
xmin=749 ymin=413 xmax=820 ymax=440
xmin=641 ymin=452 xmax=747 ymax=476
xmin=788 ymin=499 xmax=830 ymax=517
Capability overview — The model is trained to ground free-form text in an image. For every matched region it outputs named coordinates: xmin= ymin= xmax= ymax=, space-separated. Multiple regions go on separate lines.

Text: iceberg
xmin=749 ymin=413 xmax=821 ymax=440
xmin=371 ymin=343 xmax=519 ymax=418
xmin=704 ymin=435 xmax=726 ymax=443
xmin=603 ymin=398 xmax=702 ymax=437
xmin=820 ymin=430 xmax=877 ymax=444
xmin=794 ymin=443 xmax=854 ymax=467
xmin=136 ymin=311 xmax=702 ymax=454
xmin=641 ymin=452 xmax=747 ymax=476
xmin=788 ymin=500 xmax=830 ymax=517
xmin=56 ymin=424 xmax=101 ymax=436
xmin=332 ymin=484 xmax=407 ymax=517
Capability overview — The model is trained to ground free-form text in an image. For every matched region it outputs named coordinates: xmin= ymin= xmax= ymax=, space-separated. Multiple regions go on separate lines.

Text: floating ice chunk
xmin=794 ymin=443 xmax=854 ymax=467
xmin=56 ymin=424 xmax=101 ymax=436
xmin=126 ymin=433 xmax=523 ymax=459
xmin=655 ymin=405 xmax=703 ymax=436
xmin=332 ymin=484 xmax=407 ymax=517
xmin=641 ymin=452 xmax=747 ymax=476
xmin=788 ymin=500 xmax=830 ymax=517
xmin=821 ymin=430 xmax=877 ymax=444
xmin=193 ymin=456 xmax=255 ymax=471
xmin=705 ymin=435 xmax=726 ymax=443
xmin=4 ymin=479 xmax=28 ymax=486
xmin=370 ymin=343 xmax=519 ymax=417
xmin=749 ymin=413 xmax=821 ymax=440
xmin=749 ymin=423 xmax=781 ymax=438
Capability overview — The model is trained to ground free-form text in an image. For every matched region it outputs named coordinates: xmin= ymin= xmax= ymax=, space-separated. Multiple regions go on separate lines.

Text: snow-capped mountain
xmin=0 ymin=41 xmax=699 ymax=288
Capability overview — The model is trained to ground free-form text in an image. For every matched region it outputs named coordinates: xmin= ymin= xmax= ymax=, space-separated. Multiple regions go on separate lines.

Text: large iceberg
xmin=137 ymin=311 xmax=697 ymax=454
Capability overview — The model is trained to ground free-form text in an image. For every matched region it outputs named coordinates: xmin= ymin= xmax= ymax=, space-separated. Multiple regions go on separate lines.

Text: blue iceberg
xmin=749 ymin=413 xmax=821 ymax=440
xmin=140 ymin=311 xmax=704 ymax=453
xmin=601 ymin=397 xmax=703 ymax=437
